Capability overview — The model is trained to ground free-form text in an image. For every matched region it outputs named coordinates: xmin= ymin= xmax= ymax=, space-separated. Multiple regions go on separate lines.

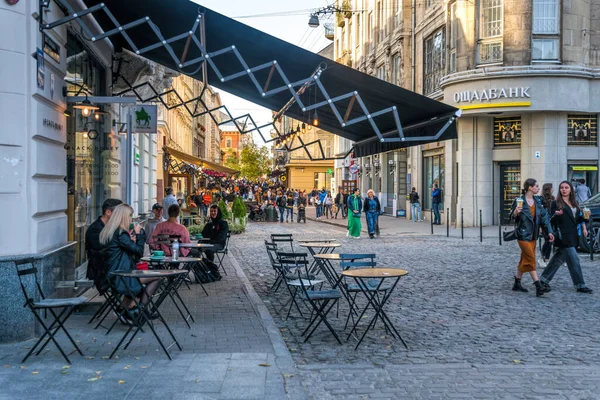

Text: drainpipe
xmin=411 ymin=0 xmax=416 ymax=92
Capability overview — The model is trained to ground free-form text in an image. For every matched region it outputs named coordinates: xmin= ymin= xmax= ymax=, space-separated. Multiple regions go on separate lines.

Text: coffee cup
xmin=583 ymin=207 xmax=591 ymax=220
xmin=152 ymin=250 xmax=164 ymax=257
xmin=516 ymin=198 xmax=523 ymax=208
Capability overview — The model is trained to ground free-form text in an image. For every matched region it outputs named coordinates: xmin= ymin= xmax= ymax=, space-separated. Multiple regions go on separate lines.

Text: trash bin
xmin=266 ymin=206 xmax=277 ymax=222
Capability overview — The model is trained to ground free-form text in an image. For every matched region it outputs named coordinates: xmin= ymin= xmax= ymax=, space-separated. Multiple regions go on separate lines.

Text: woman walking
xmin=510 ymin=178 xmax=555 ymax=297
xmin=324 ymin=192 xmax=333 ymax=219
xmin=347 ymin=188 xmax=363 ymax=239
xmin=538 ymin=183 xmax=555 ymax=267
xmin=100 ymin=204 xmax=160 ymax=319
xmin=364 ymin=189 xmax=381 ymax=239
xmin=539 ymin=181 xmax=593 ymax=294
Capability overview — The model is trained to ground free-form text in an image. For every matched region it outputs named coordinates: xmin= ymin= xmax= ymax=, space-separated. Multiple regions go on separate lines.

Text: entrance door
xmin=500 ymin=163 xmax=521 ymax=224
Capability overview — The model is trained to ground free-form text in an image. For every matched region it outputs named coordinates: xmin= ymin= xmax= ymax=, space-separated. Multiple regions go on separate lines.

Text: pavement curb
xmin=229 ymin=249 xmax=309 ymax=400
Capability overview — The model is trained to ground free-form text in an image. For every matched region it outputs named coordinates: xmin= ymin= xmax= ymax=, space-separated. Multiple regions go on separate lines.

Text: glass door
xmin=500 ymin=163 xmax=521 ymax=224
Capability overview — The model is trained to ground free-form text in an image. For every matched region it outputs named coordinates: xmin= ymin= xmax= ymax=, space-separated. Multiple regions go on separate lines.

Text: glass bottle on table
xmin=172 ymin=239 xmax=179 ymax=261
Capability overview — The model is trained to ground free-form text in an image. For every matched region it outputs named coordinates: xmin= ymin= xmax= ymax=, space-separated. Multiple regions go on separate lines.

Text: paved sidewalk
xmin=304 ymin=205 xmax=503 ymax=239
xmin=0 ymin=255 xmax=306 ymax=400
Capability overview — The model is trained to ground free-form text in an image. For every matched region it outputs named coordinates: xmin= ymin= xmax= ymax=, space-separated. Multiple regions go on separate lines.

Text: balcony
xmin=324 ymin=22 xmax=334 ymax=41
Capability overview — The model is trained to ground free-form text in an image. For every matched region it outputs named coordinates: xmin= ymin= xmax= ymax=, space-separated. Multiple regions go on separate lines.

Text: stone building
xmin=335 ymin=0 xmax=600 ymax=225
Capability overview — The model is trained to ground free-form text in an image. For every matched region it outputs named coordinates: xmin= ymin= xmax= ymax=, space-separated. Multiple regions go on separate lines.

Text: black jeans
xmin=540 ymin=247 xmax=587 ymax=289
xmin=541 ymin=237 xmax=553 ymax=260
xmin=204 ymin=243 xmax=224 ymax=263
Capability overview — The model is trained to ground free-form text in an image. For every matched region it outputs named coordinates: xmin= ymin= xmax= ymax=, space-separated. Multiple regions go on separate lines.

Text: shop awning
xmin=79 ymin=0 xmax=460 ymax=156
xmin=165 ymin=146 xmax=240 ymax=175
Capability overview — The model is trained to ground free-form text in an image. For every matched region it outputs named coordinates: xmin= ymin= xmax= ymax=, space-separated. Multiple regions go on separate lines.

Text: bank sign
xmin=453 ymin=87 xmax=530 ymax=103
xmin=134 ymin=105 xmax=157 ymax=133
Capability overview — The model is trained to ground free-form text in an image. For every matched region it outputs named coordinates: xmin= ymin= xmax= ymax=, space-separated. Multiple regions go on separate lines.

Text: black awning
xmin=83 ymin=0 xmax=459 ymax=156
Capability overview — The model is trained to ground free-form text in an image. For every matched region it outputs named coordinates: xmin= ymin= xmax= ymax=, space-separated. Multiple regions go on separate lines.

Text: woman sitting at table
xmin=100 ymin=204 xmax=160 ymax=316
xmin=149 ymin=204 xmax=191 ymax=257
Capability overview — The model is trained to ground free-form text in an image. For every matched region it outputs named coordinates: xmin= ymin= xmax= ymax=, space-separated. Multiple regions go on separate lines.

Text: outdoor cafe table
xmin=141 ymin=257 xmax=203 ymax=324
xmin=109 ymin=269 xmax=187 ymax=360
xmin=342 ymin=268 xmax=409 ymax=350
xmin=298 ymin=242 xmax=341 ymax=274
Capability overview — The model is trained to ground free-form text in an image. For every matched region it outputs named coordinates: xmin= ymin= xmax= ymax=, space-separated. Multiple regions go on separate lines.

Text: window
xmin=424 ymin=28 xmax=446 ymax=95
xmin=423 ymin=151 xmax=445 ymax=210
xmin=368 ymin=12 xmax=374 ymax=52
xmin=494 ymin=116 xmax=521 ymax=146
xmin=377 ymin=1 xmax=384 ymax=42
xmin=226 ymin=138 xmax=232 ymax=148
xmin=391 ymin=54 xmax=401 ymax=85
xmin=376 ymin=64 xmax=386 ymax=81
xmin=394 ymin=0 xmax=402 ymax=27
xmin=567 ymin=115 xmax=598 ymax=146
xmin=478 ymin=0 xmax=503 ymax=64
xmin=532 ymin=0 xmax=560 ymax=61
xmin=355 ymin=14 xmax=361 ymax=52
xmin=449 ymin=2 xmax=458 ymax=73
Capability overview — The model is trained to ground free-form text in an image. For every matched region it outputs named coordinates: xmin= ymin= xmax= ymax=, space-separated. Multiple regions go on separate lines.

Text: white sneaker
xmin=346 ymin=231 xmax=349 ymax=237
xmin=538 ymin=257 xmax=547 ymax=268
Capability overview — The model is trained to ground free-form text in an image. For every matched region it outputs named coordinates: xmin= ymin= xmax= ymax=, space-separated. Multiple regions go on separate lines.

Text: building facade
xmin=335 ymin=0 xmax=600 ymax=225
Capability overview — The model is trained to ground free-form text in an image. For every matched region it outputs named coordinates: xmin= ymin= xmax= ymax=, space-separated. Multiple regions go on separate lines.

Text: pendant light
xmin=72 ymin=94 xmax=99 ymax=117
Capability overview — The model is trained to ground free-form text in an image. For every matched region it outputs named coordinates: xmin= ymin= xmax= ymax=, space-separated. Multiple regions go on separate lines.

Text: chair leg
xmin=215 ymin=252 xmax=228 ymax=275
xmin=25 ymin=307 xmax=75 ymax=364
xmin=303 ymin=299 xmax=342 ymax=344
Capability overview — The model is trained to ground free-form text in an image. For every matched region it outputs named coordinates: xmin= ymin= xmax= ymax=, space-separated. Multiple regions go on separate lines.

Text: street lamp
xmin=308 ymin=13 xmax=320 ymax=28
xmin=72 ymin=94 xmax=99 ymax=117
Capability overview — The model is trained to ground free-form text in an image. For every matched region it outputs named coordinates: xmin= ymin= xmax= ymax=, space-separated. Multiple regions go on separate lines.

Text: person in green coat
xmin=347 ymin=188 xmax=363 ymax=238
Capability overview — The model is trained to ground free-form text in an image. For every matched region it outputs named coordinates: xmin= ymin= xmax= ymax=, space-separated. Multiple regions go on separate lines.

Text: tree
xmin=224 ymin=149 xmax=240 ymax=171
xmin=238 ymin=143 xmax=271 ymax=181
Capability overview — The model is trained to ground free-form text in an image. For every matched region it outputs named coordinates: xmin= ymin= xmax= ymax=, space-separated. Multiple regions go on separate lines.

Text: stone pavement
xmin=303 ymin=205 xmax=502 ymax=239
xmin=0 ymin=255 xmax=306 ymax=400
xmin=234 ymin=218 xmax=600 ymax=399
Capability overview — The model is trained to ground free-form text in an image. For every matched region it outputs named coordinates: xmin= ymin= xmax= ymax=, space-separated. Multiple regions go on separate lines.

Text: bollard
xmin=461 ymin=208 xmax=464 ymax=240
xmin=479 ymin=209 xmax=483 ymax=243
xmin=446 ymin=208 xmax=449 ymax=237
xmin=498 ymin=211 xmax=502 ymax=245
xmin=431 ymin=209 xmax=434 ymax=235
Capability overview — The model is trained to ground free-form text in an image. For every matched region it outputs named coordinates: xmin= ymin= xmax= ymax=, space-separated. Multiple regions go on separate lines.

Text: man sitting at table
xmin=149 ymin=204 xmax=191 ymax=257
xmin=201 ymin=204 xmax=229 ymax=278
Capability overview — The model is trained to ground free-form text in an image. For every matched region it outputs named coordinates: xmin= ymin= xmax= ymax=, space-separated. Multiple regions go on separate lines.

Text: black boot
xmin=534 ymin=280 xmax=545 ymax=297
xmin=512 ymin=276 xmax=528 ymax=292
xmin=541 ymin=281 xmax=551 ymax=293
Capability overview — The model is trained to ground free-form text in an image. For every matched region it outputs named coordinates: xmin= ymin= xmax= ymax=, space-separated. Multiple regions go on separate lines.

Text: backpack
xmin=277 ymin=196 xmax=287 ymax=207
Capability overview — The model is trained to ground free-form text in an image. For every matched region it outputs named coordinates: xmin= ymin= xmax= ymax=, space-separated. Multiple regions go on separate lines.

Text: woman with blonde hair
xmin=100 ymin=204 xmax=159 ymax=317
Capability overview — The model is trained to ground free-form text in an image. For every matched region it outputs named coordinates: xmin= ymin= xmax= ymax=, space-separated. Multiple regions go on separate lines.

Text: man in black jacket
xmin=201 ymin=205 xmax=229 ymax=279
xmin=85 ymin=198 xmax=122 ymax=289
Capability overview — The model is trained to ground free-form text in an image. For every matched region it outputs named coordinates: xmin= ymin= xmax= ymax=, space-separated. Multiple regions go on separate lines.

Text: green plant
xmin=187 ymin=224 xmax=205 ymax=236
xmin=232 ymin=196 xmax=247 ymax=221
xmin=218 ymin=199 xmax=231 ymax=220
xmin=229 ymin=221 xmax=246 ymax=234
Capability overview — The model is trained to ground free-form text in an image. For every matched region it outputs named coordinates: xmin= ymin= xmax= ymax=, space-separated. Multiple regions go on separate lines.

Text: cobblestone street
xmin=233 ymin=219 xmax=600 ymax=399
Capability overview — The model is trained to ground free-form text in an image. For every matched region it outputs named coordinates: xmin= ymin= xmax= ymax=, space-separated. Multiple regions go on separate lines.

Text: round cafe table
xmin=342 ymin=268 xmax=408 ymax=350
xmin=298 ymin=242 xmax=341 ymax=275
xmin=142 ymin=256 xmax=210 ymax=298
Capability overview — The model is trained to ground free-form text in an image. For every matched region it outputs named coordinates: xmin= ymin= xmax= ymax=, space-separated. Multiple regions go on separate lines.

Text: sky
xmin=191 ymin=0 xmax=334 ymax=145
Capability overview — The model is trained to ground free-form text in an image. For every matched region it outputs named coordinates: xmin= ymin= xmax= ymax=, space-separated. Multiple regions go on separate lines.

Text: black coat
xmin=85 ymin=217 xmax=105 ymax=282
xmin=102 ymin=230 xmax=146 ymax=295
xmin=550 ymin=201 xmax=585 ymax=248
xmin=510 ymin=196 xmax=553 ymax=241
xmin=201 ymin=208 xmax=229 ymax=246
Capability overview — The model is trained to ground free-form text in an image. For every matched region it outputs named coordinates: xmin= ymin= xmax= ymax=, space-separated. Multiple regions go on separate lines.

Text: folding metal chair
xmin=14 ymin=259 xmax=86 ymax=364
xmin=214 ymin=231 xmax=231 ymax=276
xmin=270 ymin=234 xmax=295 ymax=253
xmin=295 ymin=255 xmax=343 ymax=344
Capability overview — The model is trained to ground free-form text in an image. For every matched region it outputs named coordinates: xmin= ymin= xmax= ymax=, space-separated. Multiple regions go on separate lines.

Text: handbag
xmin=503 ymin=213 xmax=518 ymax=242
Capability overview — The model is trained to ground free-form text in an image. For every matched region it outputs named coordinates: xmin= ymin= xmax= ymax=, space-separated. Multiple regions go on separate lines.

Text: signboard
xmin=326 ymin=168 xmax=333 ymax=175
xmin=572 ymin=166 xmax=598 ymax=171
xmin=134 ymin=105 xmax=157 ymax=133
xmin=348 ymin=164 xmax=359 ymax=175
xmin=453 ymin=87 xmax=530 ymax=103
xmin=43 ymin=33 xmax=61 ymax=64
xmin=535 ymin=151 xmax=540 ymax=159
xmin=134 ymin=152 xmax=140 ymax=165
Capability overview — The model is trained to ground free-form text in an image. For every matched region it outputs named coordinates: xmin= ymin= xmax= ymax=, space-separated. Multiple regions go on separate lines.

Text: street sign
xmin=326 ymin=168 xmax=333 ymax=175
xmin=134 ymin=152 xmax=140 ymax=165
xmin=348 ymin=164 xmax=359 ymax=174
xmin=535 ymin=151 xmax=540 ymax=159
xmin=134 ymin=105 xmax=157 ymax=133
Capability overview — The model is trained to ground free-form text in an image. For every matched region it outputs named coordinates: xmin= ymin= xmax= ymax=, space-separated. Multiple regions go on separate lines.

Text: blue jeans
xmin=316 ymin=205 xmax=323 ymax=218
xmin=278 ymin=207 xmax=285 ymax=222
xmin=432 ymin=203 xmax=441 ymax=224
xmin=411 ymin=203 xmax=421 ymax=222
xmin=286 ymin=207 xmax=293 ymax=221
xmin=366 ymin=211 xmax=378 ymax=235
xmin=540 ymin=247 xmax=587 ymax=289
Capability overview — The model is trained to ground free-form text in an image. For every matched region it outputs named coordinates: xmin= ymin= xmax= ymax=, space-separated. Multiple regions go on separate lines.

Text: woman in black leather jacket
xmin=100 ymin=204 xmax=159 ymax=312
xmin=539 ymin=181 xmax=593 ymax=294
xmin=510 ymin=178 xmax=554 ymax=296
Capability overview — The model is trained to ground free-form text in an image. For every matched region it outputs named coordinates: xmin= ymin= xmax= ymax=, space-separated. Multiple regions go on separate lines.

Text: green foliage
xmin=239 ymin=143 xmax=271 ymax=181
xmin=229 ymin=220 xmax=246 ymax=234
xmin=186 ymin=224 xmax=205 ymax=236
xmin=232 ymin=196 xmax=247 ymax=220
xmin=224 ymin=149 xmax=240 ymax=171
xmin=218 ymin=199 xmax=231 ymax=220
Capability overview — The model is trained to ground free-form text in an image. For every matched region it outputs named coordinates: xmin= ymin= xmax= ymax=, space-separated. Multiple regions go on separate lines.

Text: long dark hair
xmin=521 ymin=178 xmax=537 ymax=195
xmin=555 ymin=180 xmax=578 ymax=210
xmin=541 ymin=183 xmax=554 ymax=208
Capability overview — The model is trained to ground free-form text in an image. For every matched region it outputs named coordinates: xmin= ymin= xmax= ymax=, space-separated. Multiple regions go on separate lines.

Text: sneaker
xmin=577 ymin=287 xmax=593 ymax=294
xmin=538 ymin=257 xmax=547 ymax=268
xmin=346 ymin=231 xmax=349 ymax=237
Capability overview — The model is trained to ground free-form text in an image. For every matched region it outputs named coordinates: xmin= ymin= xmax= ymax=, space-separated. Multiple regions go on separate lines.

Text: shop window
xmin=226 ymin=138 xmax=232 ymax=148
xmin=494 ymin=116 xmax=521 ymax=146
xmin=567 ymin=115 xmax=597 ymax=146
